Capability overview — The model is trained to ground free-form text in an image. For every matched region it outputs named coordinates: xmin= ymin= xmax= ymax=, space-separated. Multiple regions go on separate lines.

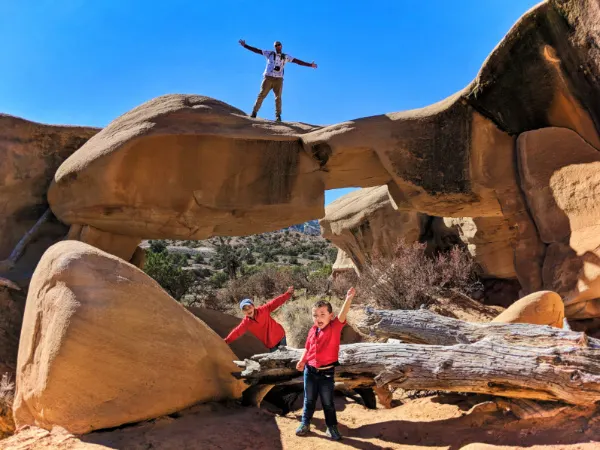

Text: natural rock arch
xmin=48 ymin=1 xmax=600 ymax=308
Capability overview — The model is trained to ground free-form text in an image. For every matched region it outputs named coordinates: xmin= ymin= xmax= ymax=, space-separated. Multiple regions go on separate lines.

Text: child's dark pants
xmin=301 ymin=365 xmax=337 ymax=427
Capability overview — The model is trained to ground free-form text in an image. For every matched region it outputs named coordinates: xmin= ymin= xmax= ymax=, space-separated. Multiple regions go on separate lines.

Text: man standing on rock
xmin=239 ymin=39 xmax=317 ymax=122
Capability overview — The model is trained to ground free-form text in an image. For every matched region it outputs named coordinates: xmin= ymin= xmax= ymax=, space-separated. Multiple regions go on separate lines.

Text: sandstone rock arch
xmin=1 ymin=0 xmax=600 ymax=437
xmin=45 ymin=1 xmax=600 ymax=314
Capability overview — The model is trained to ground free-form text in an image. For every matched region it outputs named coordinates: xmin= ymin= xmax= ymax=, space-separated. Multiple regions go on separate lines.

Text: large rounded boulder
xmin=491 ymin=290 xmax=564 ymax=328
xmin=13 ymin=241 xmax=245 ymax=434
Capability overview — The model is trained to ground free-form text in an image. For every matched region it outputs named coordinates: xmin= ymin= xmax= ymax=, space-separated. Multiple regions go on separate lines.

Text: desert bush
xmin=0 ymin=373 xmax=15 ymax=437
xmin=332 ymin=271 xmax=358 ymax=298
xmin=209 ymin=271 xmax=229 ymax=289
xmin=278 ymin=296 xmax=343 ymax=347
xmin=359 ymin=240 xmax=480 ymax=309
xmin=144 ymin=250 xmax=195 ymax=300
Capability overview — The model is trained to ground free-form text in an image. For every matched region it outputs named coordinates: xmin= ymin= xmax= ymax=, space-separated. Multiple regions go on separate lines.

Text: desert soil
xmin=2 ymin=394 xmax=599 ymax=450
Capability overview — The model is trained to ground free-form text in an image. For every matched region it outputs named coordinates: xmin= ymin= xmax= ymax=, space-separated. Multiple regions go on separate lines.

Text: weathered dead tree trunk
xmin=355 ymin=308 xmax=595 ymax=346
xmin=235 ymin=310 xmax=600 ymax=405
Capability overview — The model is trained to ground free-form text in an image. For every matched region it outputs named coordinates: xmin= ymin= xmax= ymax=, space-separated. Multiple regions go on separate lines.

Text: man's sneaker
xmin=326 ymin=425 xmax=342 ymax=441
xmin=250 ymin=112 xmax=257 ymax=118
xmin=275 ymin=115 xmax=282 ymax=122
xmin=295 ymin=423 xmax=310 ymax=436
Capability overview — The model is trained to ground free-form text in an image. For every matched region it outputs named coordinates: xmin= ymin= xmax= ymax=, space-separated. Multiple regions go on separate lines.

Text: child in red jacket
xmin=295 ymin=287 xmax=356 ymax=441
xmin=224 ymin=286 xmax=294 ymax=352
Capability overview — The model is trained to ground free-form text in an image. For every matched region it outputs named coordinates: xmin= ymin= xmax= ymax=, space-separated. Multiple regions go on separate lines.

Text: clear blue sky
xmin=1 ymin=0 xmax=539 ymax=205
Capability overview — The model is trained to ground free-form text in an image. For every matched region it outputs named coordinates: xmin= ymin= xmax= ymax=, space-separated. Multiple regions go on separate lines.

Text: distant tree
xmin=326 ymin=247 xmax=337 ymax=263
xmin=149 ymin=240 xmax=167 ymax=253
xmin=213 ymin=238 xmax=242 ymax=280
xmin=144 ymin=251 xmax=195 ymax=300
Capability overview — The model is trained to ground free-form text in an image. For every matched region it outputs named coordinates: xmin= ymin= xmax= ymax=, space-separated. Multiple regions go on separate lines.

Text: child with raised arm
xmin=224 ymin=286 xmax=294 ymax=352
xmin=295 ymin=287 xmax=356 ymax=441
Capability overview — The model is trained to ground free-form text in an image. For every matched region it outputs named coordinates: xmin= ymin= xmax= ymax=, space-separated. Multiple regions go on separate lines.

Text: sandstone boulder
xmin=518 ymin=127 xmax=600 ymax=251
xmin=518 ymin=127 xmax=600 ymax=315
xmin=321 ymin=186 xmax=517 ymax=280
xmin=320 ymin=186 xmax=422 ymax=272
xmin=13 ymin=241 xmax=245 ymax=434
xmin=67 ymin=224 xmax=141 ymax=261
xmin=48 ymin=96 xmax=382 ymax=240
xmin=332 ymin=249 xmax=357 ymax=276
xmin=491 ymin=291 xmax=564 ymax=328
xmin=443 ymin=217 xmax=517 ymax=279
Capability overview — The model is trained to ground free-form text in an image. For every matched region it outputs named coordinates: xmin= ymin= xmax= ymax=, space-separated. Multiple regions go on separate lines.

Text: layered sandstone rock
xmin=492 ymin=291 xmax=565 ymax=328
xmin=322 ymin=186 xmax=517 ymax=280
xmin=23 ymin=0 xmax=600 ymax=315
xmin=331 ymin=249 xmax=357 ymax=275
xmin=443 ymin=217 xmax=517 ymax=280
xmin=48 ymin=1 xmax=600 ymax=297
xmin=0 ymin=287 xmax=24 ymax=377
xmin=67 ymin=224 xmax=141 ymax=262
xmin=518 ymin=128 xmax=600 ymax=316
xmin=0 ymin=114 xmax=98 ymax=280
xmin=13 ymin=241 xmax=245 ymax=434
xmin=320 ymin=186 xmax=422 ymax=271
xmin=48 ymin=96 xmax=392 ymax=240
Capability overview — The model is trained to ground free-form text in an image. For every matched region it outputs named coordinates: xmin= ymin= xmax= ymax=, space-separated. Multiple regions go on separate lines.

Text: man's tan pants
xmin=252 ymin=75 xmax=283 ymax=116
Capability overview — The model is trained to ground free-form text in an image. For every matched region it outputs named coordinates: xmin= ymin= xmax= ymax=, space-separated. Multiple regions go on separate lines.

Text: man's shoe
xmin=295 ymin=423 xmax=310 ymax=436
xmin=275 ymin=114 xmax=282 ymax=122
xmin=250 ymin=112 xmax=257 ymax=118
xmin=326 ymin=425 xmax=342 ymax=441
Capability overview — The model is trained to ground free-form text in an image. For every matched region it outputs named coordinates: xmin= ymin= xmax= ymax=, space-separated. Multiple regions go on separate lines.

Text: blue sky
xmin=0 ymin=0 xmax=539 ymax=205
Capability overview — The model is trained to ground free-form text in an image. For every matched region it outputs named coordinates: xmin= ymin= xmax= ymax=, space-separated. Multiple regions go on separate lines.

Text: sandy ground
xmin=2 ymin=394 xmax=600 ymax=450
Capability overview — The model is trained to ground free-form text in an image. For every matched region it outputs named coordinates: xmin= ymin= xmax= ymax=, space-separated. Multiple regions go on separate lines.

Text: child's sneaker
xmin=326 ymin=425 xmax=342 ymax=441
xmin=295 ymin=423 xmax=310 ymax=436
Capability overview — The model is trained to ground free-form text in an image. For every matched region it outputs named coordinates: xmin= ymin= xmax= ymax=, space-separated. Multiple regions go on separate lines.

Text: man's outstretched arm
xmin=292 ymin=58 xmax=317 ymax=68
xmin=239 ymin=39 xmax=263 ymax=55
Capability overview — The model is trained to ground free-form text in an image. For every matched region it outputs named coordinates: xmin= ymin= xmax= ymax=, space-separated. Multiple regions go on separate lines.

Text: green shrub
xmin=144 ymin=250 xmax=195 ymax=300
xmin=149 ymin=240 xmax=167 ymax=253
xmin=209 ymin=271 xmax=229 ymax=289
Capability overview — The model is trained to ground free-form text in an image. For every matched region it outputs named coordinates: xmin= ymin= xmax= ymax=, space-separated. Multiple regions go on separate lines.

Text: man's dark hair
xmin=312 ymin=300 xmax=332 ymax=313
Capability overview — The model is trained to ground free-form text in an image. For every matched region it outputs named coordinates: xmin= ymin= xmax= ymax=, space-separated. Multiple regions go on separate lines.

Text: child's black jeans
xmin=301 ymin=365 xmax=337 ymax=427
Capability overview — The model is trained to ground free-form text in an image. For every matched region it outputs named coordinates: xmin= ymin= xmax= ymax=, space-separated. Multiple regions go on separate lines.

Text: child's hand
xmin=296 ymin=360 xmax=306 ymax=371
xmin=287 ymin=286 xmax=295 ymax=295
xmin=346 ymin=287 xmax=356 ymax=299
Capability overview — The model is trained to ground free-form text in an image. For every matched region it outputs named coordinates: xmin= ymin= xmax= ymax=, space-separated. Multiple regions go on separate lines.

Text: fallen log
xmin=355 ymin=308 xmax=594 ymax=347
xmin=235 ymin=312 xmax=600 ymax=405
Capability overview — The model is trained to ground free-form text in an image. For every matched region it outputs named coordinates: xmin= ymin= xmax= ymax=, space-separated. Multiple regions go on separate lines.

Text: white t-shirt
xmin=262 ymin=50 xmax=294 ymax=78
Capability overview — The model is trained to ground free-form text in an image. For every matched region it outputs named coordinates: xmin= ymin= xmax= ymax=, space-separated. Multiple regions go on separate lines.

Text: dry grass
xmin=0 ymin=373 xmax=15 ymax=438
xmin=276 ymin=294 xmax=344 ymax=347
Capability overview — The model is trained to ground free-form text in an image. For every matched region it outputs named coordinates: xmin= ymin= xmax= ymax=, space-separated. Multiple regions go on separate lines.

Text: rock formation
xmin=13 ymin=241 xmax=245 ymax=434
xmin=0 ymin=0 xmax=599 ymax=438
xmin=45 ymin=0 xmax=600 ymax=318
xmin=320 ymin=186 xmax=423 ymax=271
xmin=320 ymin=186 xmax=517 ymax=281
xmin=0 ymin=115 xmax=98 ymax=381
xmin=491 ymin=290 xmax=565 ymax=328
xmin=0 ymin=114 xmax=98 ymax=283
